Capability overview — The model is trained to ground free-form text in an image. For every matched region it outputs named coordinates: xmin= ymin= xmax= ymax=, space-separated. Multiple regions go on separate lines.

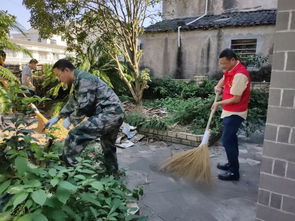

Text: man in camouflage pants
xmin=46 ymin=59 xmax=124 ymax=174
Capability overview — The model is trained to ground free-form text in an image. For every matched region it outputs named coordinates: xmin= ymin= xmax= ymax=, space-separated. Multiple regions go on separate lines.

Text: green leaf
xmin=78 ymin=168 xmax=96 ymax=174
xmin=90 ymin=181 xmax=103 ymax=191
xmin=32 ymin=213 xmax=48 ymax=221
xmin=31 ymin=190 xmax=47 ymax=206
xmin=7 ymin=185 xmax=25 ymax=194
xmin=59 ymin=181 xmax=77 ymax=192
xmin=26 ymin=179 xmax=41 ymax=188
xmin=50 ymin=178 xmax=59 ymax=187
xmin=24 ymin=199 xmax=33 ymax=209
xmin=15 ymin=213 xmax=33 ymax=221
xmin=74 ymin=175 xmax=86 ymax=180
xmin=56 ymin=181 xmax=77 ymax=204
xmin=48 ymin=168 xmax=57 ymax=177
xmin=0 ymin=180 xmax=11 ymax=195
xmin=0 ymin=211 xmax=12 ymax=221
xmin=13 ymin=192 xmax=29 ymax=209
xmin=89 ymin=207 xmax=98 ymax=218
xmin=79 ymin=193 xmax=101 ymax=207
xmin=15 ymin=157 xmax=29 ymax=175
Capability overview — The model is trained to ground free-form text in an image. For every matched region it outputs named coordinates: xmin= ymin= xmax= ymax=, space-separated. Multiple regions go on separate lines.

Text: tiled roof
xmin=145 ymin=9 xmax=276 ymax=32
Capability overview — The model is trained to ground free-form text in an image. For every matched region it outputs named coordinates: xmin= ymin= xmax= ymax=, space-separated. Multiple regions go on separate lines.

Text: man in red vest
xmin=211 ymin=48 xmax=251 ymax=181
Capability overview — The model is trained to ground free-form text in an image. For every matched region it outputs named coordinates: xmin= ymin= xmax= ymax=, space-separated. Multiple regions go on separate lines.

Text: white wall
xmin=5 ymin=39 xmax=72 ymax=65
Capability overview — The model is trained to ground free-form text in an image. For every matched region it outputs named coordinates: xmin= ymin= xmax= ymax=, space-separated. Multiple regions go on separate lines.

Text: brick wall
xmin=256 ymin=0 xmax=295 ymax=220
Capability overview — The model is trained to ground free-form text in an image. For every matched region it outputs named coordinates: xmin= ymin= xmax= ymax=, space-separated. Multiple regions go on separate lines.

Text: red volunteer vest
xmin=222 ymin=61 xmax=251 ymax=112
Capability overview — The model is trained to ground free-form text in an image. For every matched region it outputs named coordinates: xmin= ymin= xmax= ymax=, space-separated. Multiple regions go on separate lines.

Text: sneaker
xmin=217 ymin=162 xmax=231 ymax=171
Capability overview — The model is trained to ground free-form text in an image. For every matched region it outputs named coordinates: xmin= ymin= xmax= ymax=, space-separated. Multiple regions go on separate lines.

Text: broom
xmin=161 ymin=93 xmax=219 ymax=183
xmin=30 ymin=103 xmax=48 ymax=132
xmin=22 ymin=93 xmax=48 ymax=132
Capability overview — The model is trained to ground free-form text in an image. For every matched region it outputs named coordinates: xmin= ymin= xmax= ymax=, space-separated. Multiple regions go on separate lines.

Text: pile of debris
xmin=123 ymin=102 xmax=168 ymax=119
xmin=116 ymin=122 xmax=145 ymax=149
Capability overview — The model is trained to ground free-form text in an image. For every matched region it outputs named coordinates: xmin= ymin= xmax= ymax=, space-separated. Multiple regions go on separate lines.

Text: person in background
xmin=21 ymin=58 xmax=40 ymax=92
xmin=211 ymin=48 xmax=251 ymax=181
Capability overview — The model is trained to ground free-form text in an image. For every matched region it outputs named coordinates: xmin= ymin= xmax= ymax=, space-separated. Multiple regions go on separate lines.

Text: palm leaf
xmin=0 ymin=66 xmax=20 ymax=84
xmin=0 ymin=87 xmax=11 ymax=114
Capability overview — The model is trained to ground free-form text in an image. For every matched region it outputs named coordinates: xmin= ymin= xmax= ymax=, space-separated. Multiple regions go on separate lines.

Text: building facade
xmin=5 ymin=29 xmax=70 ymax=66
xmin=142 ymin=0 xmax=277 ymax=79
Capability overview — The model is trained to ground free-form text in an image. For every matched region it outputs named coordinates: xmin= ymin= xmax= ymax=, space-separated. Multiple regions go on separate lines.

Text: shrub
xmin=143 ymin=77 xmax=217 ymax=100
xmin=144 ymin=87 xmax=268 ymax=143
xmin=144 ymin=95 xmax=222 ymax=143
xmin=124 ymin=112 xmax=168 ymax=131
xmin=241 ymin=89 xmax=269 ymax=136
xmin=0 ymin=114 xmax=146 ymax=221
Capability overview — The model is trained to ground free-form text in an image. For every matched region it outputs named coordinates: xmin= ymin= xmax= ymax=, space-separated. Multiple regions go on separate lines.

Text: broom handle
xmin=22 ymin=93 xmax=41 ymax=113
xmin=205 ymin=93 xmax=219 ymax=131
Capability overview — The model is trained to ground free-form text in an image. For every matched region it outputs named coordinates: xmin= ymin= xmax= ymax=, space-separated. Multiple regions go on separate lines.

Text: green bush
xmin=0 ymin=114 xmax=146 ymax=221
xmin=143 ymin=77 xmax=217 ymax=100
xmin=124 ymin=112 xmax=168 ymax=131
xmin=144 ymin=95 xmax=222 ymax=142
xmin=144 ymin=86 xmax=268 ymax=142
xmin=241 ymin=89 xmax=269 ymax=136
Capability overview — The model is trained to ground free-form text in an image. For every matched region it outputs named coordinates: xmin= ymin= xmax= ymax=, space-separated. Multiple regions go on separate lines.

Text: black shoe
xmin=218 ymin=171 xmax=240 ymax=181
xmin=217 ymin=163 xmax=230 ymax=171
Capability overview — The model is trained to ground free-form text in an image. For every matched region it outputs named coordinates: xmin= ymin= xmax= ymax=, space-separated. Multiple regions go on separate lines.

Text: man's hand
xmin=214 ymin=85 xmax=223 ymax=94
xmin=45 ymin=117 xmax=59 ymax=128
xmin=62 ymin=118 xmax=71 ymax=129
xmin=211 ymin=102 xmax=221 ymax=111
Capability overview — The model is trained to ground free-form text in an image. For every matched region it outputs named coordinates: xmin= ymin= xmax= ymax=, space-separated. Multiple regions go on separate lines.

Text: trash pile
xmin=116 ymin=122 xmax=145 ymax=148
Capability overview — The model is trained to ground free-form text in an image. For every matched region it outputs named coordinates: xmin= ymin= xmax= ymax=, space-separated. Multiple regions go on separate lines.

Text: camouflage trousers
xmin=62 ymin=113 xmax=123 ymax=173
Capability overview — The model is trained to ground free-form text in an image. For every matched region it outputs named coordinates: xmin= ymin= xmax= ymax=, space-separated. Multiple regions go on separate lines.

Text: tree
xmin=23 ymin=0 xmax=160 ymax=104
xmin=0 ymin=10 xmax=27 ymax=84
xmin=0 ymin=10 xmax=30 ymax=59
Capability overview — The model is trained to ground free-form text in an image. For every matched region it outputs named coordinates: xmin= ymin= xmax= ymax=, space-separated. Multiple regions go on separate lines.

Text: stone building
xmin=142 ymin=0 xmax=277 ymax=79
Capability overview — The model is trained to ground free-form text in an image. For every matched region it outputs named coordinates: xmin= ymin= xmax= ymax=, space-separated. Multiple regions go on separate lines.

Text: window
xmin=38 ymin=37 xmax=42 ymax=42
xmin=50 ymin=39 xmax=57 ymax=45
xmin=231 ymin=39 xmax=257 ymax=58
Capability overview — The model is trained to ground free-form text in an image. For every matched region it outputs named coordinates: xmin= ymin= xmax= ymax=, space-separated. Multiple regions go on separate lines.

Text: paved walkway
xmin=118 ymin=134 xmax=263 ymax=221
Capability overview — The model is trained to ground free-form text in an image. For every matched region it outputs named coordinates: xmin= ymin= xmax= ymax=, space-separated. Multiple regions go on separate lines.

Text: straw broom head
xmin=160 ymin=93 xmax=219 ymax=183
xmin=161 ymin=130 xmax=211 ymax=183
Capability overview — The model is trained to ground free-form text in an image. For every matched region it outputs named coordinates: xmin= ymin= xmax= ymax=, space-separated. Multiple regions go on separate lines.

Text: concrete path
xmin=118 ymin=134 xmax=263 ymax=221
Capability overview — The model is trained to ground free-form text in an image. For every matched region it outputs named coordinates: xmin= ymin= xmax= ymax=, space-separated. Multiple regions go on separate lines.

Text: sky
xmin=0 ymin=0 xmax=161 ymax=31
xmin=1 ymin=0 xmax=32 ymax=31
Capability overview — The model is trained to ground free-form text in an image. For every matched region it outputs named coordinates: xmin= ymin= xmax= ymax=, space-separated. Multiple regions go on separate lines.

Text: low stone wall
xmin=139 ymin=128 xmax=202 ymax=146
xmin=251 ymin=82 xmax=270 ymax=90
